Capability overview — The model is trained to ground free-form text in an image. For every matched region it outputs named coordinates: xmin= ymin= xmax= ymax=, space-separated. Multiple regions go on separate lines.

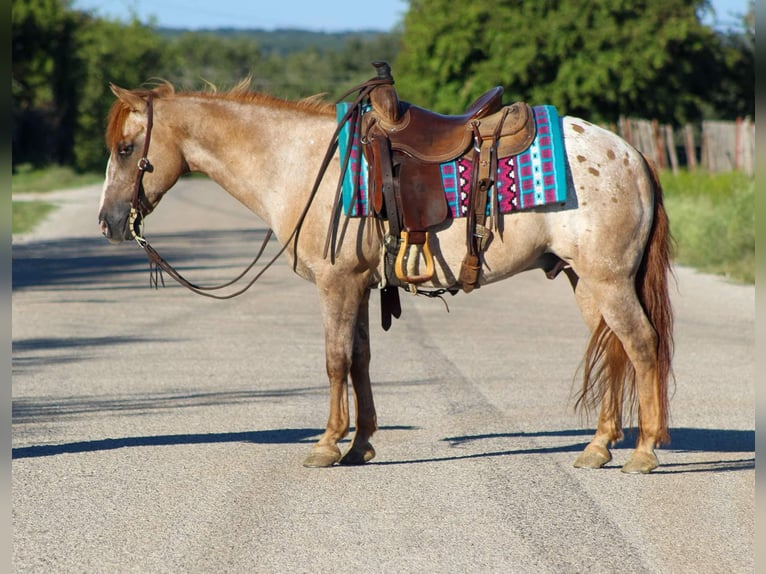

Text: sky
xmin=70 ymin=0 xmax=749 ymax=32
xmin=70 ymin=0 xmax=409 ymax=32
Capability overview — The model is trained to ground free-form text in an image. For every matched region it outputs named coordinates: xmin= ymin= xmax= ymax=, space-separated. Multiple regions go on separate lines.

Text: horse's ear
xmin=109 ymin=83 xmax=147 ymax=112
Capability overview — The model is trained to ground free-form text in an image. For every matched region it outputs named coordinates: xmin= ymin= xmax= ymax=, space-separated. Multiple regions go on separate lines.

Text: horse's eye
xmin=118 ymin=143 xmax=134 ymax=157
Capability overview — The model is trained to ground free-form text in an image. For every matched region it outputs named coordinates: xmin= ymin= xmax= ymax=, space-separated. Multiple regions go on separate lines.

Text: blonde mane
xmin=106 ymin=79 xmax=334 ymax=151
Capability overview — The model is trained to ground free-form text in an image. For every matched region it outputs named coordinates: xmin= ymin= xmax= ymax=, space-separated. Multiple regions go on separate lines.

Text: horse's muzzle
xmin=98 ymin=204 xmax=137 ymax=243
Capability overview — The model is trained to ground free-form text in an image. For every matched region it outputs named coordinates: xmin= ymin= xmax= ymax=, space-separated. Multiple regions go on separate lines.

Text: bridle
xmin=123 ymin=74 xmax=394 ymax=299
xmin=128 ymin=94 xmax=154 ymax=244
xmin=126 ymin=94 xmax=279 ymax=299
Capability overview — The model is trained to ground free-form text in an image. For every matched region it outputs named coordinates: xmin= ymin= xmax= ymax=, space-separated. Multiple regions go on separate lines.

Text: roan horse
xmin=98 ymin=76 xmax=673 ymax=474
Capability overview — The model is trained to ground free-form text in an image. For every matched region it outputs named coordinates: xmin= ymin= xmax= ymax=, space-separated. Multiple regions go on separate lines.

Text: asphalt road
xmin=12 ymin=178 xmax=754 ymax=573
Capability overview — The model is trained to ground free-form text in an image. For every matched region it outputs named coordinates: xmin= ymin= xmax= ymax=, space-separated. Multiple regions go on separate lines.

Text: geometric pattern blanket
xmin=336 ymin=104 xmax=567 ymax=218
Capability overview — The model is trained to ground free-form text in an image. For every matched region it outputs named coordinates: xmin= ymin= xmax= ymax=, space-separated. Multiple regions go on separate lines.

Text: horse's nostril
xmin=99 ymin=219 xmax=110 ymax=237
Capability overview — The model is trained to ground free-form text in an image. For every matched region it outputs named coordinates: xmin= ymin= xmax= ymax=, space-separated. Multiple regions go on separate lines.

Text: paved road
xmin=12 ymin=178 xmax=754 ymax=573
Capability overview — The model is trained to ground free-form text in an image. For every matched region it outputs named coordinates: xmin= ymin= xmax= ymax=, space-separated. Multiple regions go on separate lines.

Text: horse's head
xmin=98 ymin=83 xmax=187 ymax=243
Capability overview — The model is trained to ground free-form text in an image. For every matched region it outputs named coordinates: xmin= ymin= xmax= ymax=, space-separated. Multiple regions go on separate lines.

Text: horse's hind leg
xmin=339 ymin=287 xmax=378 ymax=465
xmin=582 ymin=277 xmax=666 ymax=473
xmin=565 ymin=271 xmax=623 ymax=469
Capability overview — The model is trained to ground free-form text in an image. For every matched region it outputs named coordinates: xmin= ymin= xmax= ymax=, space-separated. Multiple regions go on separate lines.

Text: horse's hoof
xmin=621 ymin=451 xmax=658 ymax=474
xmin=339 ymin=442 xmax=376 ymax=465
xmin=302 ymin=445 xmax=342 ymax=468
xmin=573 ymin=445 xmax=612 ymax=469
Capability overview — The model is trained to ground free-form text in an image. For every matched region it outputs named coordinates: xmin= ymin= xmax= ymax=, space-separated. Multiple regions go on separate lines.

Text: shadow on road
xmin=12 ymin=423 xmax=753 ymax=475
xmin=367 ymin=427 xmax=754 ymax=473
xmin=11 ymin=426 xmax=416 ymax=460
xmin=12 ymin=228 xmax=275 ymax=291
xmin=12 ymin=386 xmax=330 ymax=424
xmin=443 ymin=426 xmax=755 ymax=453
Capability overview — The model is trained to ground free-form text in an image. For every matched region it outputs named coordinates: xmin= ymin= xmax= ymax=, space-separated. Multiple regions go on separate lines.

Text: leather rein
xmin=126 ymin=78 xmax=391 ymax=299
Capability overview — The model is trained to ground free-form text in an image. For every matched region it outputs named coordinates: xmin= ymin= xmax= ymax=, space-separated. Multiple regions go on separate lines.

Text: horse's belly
xmin=414 ymin=213 xmax=549 ymax=288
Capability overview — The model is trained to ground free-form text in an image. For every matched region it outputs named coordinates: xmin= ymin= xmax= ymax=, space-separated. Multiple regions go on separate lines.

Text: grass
xmin=660 ymin=170 xmax=754 ymax=284
xmin=12 ymin=201 xmax=58 ymax=234
xmin=12 ymin=163 xmax=102 ymax=194
xmin=11 ymin=164 xmax=102 ymax=236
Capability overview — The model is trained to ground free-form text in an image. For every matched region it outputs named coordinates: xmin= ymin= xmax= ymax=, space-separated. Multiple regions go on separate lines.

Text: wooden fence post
xmin=652 ymin=120 xmax=666 ymax=170
xmin=665 ymin=124 xmax=679 ymax=174
xmin=683 ymin=124 xmax=697 ymax=170
xmin=610 ymin=116 xmax=751 ymax=174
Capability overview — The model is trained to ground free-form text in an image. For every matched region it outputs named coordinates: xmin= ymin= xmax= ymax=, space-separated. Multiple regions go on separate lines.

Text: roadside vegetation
xmin=661 ymin=170 xmax=754 ymax=283
xmin=11 ymin=164 xmax=101 ymax=234
xmin=12 ymin=164 xmax=102 ymax=194
xmin=12 ymin=200 xmax=57 ymax=235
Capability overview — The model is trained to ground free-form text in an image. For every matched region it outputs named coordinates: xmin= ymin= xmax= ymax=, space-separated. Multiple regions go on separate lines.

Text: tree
xmin=161 ymin=33 xmax=264 ymax=92
xmin=12 ymin=0 xmax=79 ymax=167
xmin=12 ymin=0 xmax=167 ymax=172
xmin=71 ymin=16 xmax=166 ymax=172
xmin=394 ymin=0 xmax=729 ymax=124
xmin=704 ymin=1 xmax=754 ymax=119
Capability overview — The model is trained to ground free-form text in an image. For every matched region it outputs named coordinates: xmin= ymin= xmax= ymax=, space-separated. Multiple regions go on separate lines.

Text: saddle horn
xmin=369 ymin=61 xmax=400 ymax=125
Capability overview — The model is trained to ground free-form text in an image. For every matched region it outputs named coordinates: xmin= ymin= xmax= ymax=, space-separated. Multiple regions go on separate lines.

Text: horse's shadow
xmin=12 ymin=426 xmax=754 ymax=474
xmin=368 ymin=427 xmax=754 ymax=474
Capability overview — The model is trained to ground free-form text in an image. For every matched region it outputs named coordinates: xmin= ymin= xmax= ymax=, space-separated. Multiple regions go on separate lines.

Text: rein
xmin=127 ymin=74 xmax=393 ymax=299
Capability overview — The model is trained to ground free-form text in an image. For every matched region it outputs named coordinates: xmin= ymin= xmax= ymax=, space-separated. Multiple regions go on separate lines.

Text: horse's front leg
xmin=303 ymin=278 xmax=371 ymax=468
xmin=339 ymin=287 xmax=377 ymax=465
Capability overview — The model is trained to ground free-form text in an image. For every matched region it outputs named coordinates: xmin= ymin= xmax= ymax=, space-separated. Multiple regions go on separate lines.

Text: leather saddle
xmin=361 ymin=61 xmax=536 ymax=289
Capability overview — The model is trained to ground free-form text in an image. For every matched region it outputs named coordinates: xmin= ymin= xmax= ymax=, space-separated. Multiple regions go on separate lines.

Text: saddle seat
xmin=371 ymin=86 xmax=505 ymax=163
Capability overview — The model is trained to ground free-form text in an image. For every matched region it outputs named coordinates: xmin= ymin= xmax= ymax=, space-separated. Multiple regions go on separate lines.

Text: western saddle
xmin=332 ymin=62 xmax=537 ymax=328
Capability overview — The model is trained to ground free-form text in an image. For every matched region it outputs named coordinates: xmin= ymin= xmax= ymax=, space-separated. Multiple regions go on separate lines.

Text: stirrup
xmin=394 ymin=230 xmax=434 ymax=284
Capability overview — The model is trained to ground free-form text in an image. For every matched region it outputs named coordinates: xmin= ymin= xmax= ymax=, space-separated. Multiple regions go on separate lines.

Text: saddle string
xmin=321 ymin=103 xmax=359 ymax=262
xmin=489 ymin=106 xmax=510 ymax=233
xmin=316 ymin=76 xmax=395 ymax=263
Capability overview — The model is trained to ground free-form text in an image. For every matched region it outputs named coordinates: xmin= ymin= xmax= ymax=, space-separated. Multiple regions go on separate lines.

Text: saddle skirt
xmin=337 ymin=104 xmax=568 ymax=219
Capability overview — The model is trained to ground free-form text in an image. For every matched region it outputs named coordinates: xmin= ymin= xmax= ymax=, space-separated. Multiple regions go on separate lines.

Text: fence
xmin=613 ymin=116 xmax=754 ymax=176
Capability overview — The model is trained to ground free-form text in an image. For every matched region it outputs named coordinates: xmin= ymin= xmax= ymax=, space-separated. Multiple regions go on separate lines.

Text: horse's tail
xmin=578 ymin=155 xmax=674 ymax=445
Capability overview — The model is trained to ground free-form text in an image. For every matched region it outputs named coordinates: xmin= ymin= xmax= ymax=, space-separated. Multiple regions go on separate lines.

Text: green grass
xmin=12 ymin=164 xmax=102 ymax=236
xmin=12 ymin=164 xmax=102 ymax=194
xmin=661 ymin=170 xmax=754 ymax=284
xmin=12 ymin=201 xmax=58 ymax=234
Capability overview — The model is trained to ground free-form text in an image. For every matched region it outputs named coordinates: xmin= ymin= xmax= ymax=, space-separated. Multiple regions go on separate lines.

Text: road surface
xmin=12 ymin=178 xmax=754 ymax=573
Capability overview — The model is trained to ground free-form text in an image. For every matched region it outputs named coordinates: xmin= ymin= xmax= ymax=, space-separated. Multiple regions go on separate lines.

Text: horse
xmin=97 ymin=78 xmax=673 ymax=474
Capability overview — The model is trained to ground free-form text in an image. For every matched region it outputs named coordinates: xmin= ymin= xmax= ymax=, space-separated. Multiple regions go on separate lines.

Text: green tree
xmin=161 ymin=33 xmax=264 ymax=91
xmin=394 ymin=0 xmax=727 ymax=124
xmin=12 ymin=0 xmax=167 ymax=172
xmin=72 ymin=16 xmax=166 ymax=172
xmin=12 ymin=0 xmax=79 ymax=166
xmin=704 ymin=1 xmax=754 ymax=119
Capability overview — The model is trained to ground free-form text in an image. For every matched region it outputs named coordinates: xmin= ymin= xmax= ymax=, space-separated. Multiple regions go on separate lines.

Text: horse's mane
xmin=106 ymin=78 xmax=334 ymax=151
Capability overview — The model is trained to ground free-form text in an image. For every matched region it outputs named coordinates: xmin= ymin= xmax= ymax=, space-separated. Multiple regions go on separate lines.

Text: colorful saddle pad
xmin=336 ymin=104 xmax=567 ymax=218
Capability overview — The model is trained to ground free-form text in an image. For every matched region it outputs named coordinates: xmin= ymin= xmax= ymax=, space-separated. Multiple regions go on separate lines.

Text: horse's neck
xmin=171 ymin=96 xmax=336 ymax=233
